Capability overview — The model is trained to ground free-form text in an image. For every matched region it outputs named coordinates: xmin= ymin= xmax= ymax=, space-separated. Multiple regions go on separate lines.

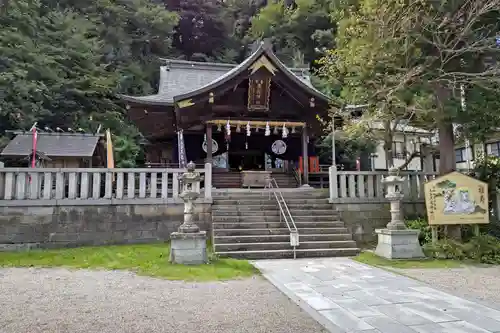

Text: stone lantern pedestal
xmin=170 ymin=161 xmax=207 ymax=265
xmin=375 ymin=168 xmax=424 ymax=259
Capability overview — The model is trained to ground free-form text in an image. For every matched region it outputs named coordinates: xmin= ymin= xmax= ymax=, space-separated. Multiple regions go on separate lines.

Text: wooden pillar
xmin=302 ymin=125 xmax=309 ymax=185
xmin=206 ymin=123 xmax=213 ymax=164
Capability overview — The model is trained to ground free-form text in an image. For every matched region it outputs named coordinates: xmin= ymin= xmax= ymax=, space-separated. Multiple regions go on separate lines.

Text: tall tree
xmin=0 ymin=0 xmax=116 ymax=132
xmin=41 ymin=0 xmax=179 ymax=95
xmin=320 ymin=0 xmax=500 ymax=174
xmin=0 ymin=0 xmax=179 ymax=166
xmin=249 ymin=0 xmax=337 ymax=66
xmin=163 ymin=0 xmax=234 ymax=61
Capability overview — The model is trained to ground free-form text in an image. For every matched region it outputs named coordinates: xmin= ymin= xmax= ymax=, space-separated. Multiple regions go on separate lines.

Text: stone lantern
xmin=178 ymin=161 xmax=201 ymax=233
xmin=170 ymin=161 xmax=207 ymax=265
xmin=374 ymin=167 xmax=424 ymax=259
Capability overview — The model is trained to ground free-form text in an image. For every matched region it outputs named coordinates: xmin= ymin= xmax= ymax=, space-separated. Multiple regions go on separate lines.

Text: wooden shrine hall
xmin=120 ymin=41 xmax=331 ymax=188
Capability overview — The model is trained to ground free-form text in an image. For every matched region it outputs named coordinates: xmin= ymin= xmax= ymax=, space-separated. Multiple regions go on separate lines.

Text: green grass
xmin=354 ymin=251 xmax=463 ymax=269
xmin=0 ymin=243 xmax=259 ymax=281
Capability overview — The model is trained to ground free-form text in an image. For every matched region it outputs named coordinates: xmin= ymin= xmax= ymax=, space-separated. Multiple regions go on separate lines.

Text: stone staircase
xmin=212 ymin=171 xmax=298 ymax=188
xmin=212 ymin=190 xmax=360 ymax=259
xmin=272 ymin=172 xmax=298 ymax=188
xmin=212 ymin=171 xmax=241 ymax=188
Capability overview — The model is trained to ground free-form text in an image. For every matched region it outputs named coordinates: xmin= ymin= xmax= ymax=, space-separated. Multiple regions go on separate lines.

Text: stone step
xmin=212 ymin=215 xmax=341 ymax=222
xmin=213 ymin=233 xmax=354 ymax=244
xmin=213 ymin=227 xmax=349 ymax=236
xmin=213 ymin=204 xmax=278 ymax=210
xmin=213 ymin=195 xmax=330 ymax=200
xmin=215 ymin=248 xmax=360 ymax=259
xmin=214 ymin=240 xmax=358 ymax=252
xmin=212 ymin=209 xmax=335 ymax=217
xmin=213 ymin=191 xmax=329 ymax=199
xmin=213 ymin=199 xmax=331 ymax=205
xmin=212 ymin=221 xmax=346 ymax=229
xmin=212 ymin=203 xmax=334 ymax=210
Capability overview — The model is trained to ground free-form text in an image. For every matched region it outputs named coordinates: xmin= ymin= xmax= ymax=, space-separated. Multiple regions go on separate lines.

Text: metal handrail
xmin=265 ymin=177 xmax=299 ymax=258
xmin=291 ymin=165 xmax=302 ymax=187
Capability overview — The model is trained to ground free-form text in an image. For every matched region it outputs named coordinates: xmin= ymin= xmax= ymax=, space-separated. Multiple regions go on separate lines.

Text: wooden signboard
xmin=247 ymin=76 xmax=271 ymax=111
xmin=424 ymin=171 xmax=489 ymax=226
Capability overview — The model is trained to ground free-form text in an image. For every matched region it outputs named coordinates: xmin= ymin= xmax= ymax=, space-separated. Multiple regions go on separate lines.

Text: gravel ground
xmin=397 ymin=265 xmax=500 ymax=305
xmin=0 ymin=268 xmax=327 ymax=333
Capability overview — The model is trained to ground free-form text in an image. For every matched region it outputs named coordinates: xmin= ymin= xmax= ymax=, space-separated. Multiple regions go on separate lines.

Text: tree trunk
xmin=437 ymin=119 xmax=462 ymax=240
xmin=383 ymin=122 xmax=394 ymax=169
xmin=438 ymin=120 xmax=455 ymax=175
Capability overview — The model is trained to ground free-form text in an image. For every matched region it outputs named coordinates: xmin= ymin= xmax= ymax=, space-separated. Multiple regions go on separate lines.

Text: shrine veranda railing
xmin=0 ymin=164 xmax=213 ymax=204
xmin=328 ymin=168 xmax=439 ymax=203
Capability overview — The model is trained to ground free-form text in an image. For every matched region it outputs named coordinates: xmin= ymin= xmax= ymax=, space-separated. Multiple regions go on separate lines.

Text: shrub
xmin=424 ymin=234 xmax=500 ymax=264
xmin=405 ymin=218 xmax=432 ymax=245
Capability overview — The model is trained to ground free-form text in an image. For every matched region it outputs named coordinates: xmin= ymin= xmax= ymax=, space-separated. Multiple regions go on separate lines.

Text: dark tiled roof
xmin=1 ymin=132 xmax=101 ymax=157
xmin=119 ymin=45 xmax=326 ymax=106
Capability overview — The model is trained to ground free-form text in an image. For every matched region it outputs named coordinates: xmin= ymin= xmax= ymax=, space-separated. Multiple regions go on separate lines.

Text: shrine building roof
xmin=119 ymin=42 xmax=329 ymax=107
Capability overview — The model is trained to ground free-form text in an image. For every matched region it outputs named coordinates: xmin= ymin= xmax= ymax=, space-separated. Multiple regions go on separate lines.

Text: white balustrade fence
xmin=328 ymin=167 xmax=438 ymax=202
xmin=0 ymin=164 xmax=212 ymax=202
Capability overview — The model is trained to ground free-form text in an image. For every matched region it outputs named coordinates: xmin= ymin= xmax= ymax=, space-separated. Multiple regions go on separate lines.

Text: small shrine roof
xmin=119 ymin=42 xmax=328 ymax=106
xmin=1 ymin=131 xmax=102 ymax=158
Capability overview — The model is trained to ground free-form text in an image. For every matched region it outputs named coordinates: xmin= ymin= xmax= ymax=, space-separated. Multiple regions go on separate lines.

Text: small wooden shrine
xmin=120 ymin=41 xmax=332 ymax=186
xmin=1 ymin=129 xmax=106 ymax=168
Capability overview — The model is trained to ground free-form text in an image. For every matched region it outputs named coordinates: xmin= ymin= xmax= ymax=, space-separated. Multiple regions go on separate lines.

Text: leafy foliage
xmin=250 ymin=0 xmax=337 ymax=66
xmin=405 ymin=218 xmax=433 ymax=245
xmin=405 ymin=215 xmax=500 ymax=264
xmin=316 ymin=133 xmax=376 ymax=170
xmin=0 ymin=0 xmax=179 ymax=167
xmin=470 ymin=155 xmax=500 ymax=193
xmin=424 ymin=235 xmax=500 ymax=264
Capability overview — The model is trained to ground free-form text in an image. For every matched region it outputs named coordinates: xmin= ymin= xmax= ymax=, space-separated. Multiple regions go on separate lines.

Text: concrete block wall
xmin=0 ymin=203 xmax=212 ymax=250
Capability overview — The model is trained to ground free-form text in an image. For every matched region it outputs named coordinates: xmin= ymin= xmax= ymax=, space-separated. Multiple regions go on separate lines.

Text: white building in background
xmin=367 ymin=123 xmax=500 ymax=172
xmin=361 ymin=121 xmax=438 ymax=172
xmin=454 ymin=132 xmax=500 ymax=170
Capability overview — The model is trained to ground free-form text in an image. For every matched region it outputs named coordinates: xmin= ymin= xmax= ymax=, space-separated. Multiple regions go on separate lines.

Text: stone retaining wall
xmin=0 ymin=202 xmax=212 ymax=250
xmin=335 ymin=200 xmax=426 ymax=244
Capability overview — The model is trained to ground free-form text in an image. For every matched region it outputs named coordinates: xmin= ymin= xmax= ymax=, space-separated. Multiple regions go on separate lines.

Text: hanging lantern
xmin=291 ymin=126 xmax=296 ymax=134
xmin=265 ymin=122 xmax=270 ymax=136
xmin=236 ymin=123 xmax=241 ymax=133
xmin=217 ymin=124 xmax=222 ymax=132
xmin=282 ymin=123 xmax=288 ymax=139
xmin=226 ymin=120 xmax=231 ymax=136
xmin=246 ymin=122 xmax=251 ymax=136
xmin=273 ymin=126 xmax=278 ymax=135
xmin=245 ymin=141 xmax=248 ymax=150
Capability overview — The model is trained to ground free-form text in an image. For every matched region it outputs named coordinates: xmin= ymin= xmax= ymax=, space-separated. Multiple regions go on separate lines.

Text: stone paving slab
xmin=252 ymin=258 xmax=500 ymax=333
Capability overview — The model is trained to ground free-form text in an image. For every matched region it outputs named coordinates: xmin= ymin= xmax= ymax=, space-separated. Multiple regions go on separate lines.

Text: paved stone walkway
xmin=253 ymin=258 xmax=500 ymax=333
